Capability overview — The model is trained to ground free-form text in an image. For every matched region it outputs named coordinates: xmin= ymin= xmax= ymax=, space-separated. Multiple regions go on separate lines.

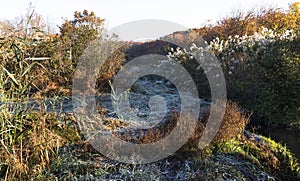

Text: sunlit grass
xmin=0 ymin=4 xmax=299 ymax=179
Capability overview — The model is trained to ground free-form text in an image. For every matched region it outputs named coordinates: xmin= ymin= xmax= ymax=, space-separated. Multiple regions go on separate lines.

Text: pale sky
xmin=0 ymin=0 xmax=296 ymax=32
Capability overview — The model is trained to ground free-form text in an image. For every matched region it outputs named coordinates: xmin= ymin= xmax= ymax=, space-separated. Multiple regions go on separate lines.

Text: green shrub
xmin=256 ymin=36 xmax=300 ymax=125
xmin=228 ymin=30 xmax=300 ymax=125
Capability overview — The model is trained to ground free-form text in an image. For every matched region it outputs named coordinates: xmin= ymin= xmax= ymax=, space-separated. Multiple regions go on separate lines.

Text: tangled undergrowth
xmin=0 ymin=3 xmax=300 ymax=180
xmin=45 ymin=132 xmax=300 ymax=180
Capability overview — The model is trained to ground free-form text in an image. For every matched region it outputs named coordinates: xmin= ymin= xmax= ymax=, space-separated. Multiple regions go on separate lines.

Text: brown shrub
xmin=92 ymin=101 xmax=249 ymax=160
xmin=175 ymin=101 xmax=250 ymax=159
xmin=212 ymin=101 xmax=250 ymax=142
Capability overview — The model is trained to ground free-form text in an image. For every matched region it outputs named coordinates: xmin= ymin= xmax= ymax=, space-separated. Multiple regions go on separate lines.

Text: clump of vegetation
xmin=169 ymin=3 xmax=300 ymax=125
xmin=208 ymin=135 xmax=300 ymax=180
xmin=212 ymin=101 xmax=250 ymax=142
xmin=0 ymin=34 xmax=81 ymax=180
xmin=0 ymin=2 xmax=299 ymax=180
xmin=254 ymin=34 xmax=299 ymax=125
xmin=0 ymin=109 xmax=80 ymax=180
xmin=192 ymin=2 xmax=300 ymax=42
xmin=209 ymin=28 xmax=300 ymax=126
xmin=0 ymin=8 xmax=126 ymax=98
xmin=176 ymin=101 xmax=249 ymax=158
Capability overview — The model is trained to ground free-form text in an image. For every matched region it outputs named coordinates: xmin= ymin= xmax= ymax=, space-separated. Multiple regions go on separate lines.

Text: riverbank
xmin=257 ymin=126 xmax=300 ymax=160
xmin=1 ymin=94 xmax=299 ymax=180
xmin=44 ymin=130 xmax=300 ymax=180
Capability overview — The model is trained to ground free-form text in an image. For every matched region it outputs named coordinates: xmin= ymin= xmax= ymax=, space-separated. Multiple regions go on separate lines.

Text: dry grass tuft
xmin=212 ymin=101 xmax=250 ymax=142
xmin=175 ymin=101 xmax=250 ymax=159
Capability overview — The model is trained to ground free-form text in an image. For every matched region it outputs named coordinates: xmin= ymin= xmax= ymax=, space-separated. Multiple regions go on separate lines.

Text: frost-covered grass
xmin=0 ymin=4 xmax=299 ymax=180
